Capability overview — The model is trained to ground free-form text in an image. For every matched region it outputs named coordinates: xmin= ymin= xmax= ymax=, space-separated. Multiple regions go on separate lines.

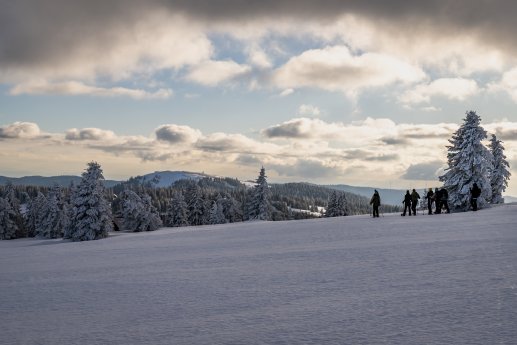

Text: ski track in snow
xmin=1 ymin=205 xmax=517 ymax=345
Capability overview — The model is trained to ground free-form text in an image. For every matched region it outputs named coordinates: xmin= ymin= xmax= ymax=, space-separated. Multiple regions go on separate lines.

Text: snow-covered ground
xmin=1 ymin=205 xmax=516 ymax=345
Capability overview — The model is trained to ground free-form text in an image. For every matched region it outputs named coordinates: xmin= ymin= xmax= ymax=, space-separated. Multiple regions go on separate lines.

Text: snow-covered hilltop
xmin=1 ymin=204 xmax=516 ymax=344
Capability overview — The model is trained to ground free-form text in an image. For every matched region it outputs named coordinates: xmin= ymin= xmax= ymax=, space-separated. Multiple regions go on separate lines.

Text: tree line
xmin=2 ymin=165 xmax=399 ymax=241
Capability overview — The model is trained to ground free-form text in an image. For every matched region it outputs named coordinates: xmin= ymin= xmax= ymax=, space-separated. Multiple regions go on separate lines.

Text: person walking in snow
xmin=370 ymin=190 xmax=381 ymax=218
xmin=410 ymin=189 xmax=420 ymax=216
xmin=426 ymin=188 xmax=434 ymax=215
xmin=470 ymin=183 xmax=481 ymax=211
xmin=434 ymin=188 xmax=442 ymax=214
xmin=440 ymin=187 xmax=450 ymax=213
xmin=402 ymin=190 xmax=412 ymax=216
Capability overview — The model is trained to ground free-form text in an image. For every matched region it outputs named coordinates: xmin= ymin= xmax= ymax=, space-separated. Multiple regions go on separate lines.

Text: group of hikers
xmin=369 ymin=183 xmax=482 ymax=218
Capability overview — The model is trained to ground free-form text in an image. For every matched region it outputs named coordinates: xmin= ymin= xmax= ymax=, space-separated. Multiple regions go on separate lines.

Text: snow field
xmin=1 ymin=205 xmax=516 ymax=344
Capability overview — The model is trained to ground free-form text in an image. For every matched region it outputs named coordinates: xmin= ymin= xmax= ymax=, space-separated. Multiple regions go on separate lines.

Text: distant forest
xmin=1 ymin=175 xmax=401 ymax=227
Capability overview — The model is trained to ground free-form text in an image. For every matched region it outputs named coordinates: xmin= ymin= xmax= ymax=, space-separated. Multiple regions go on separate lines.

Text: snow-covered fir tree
xmin=326 ymin=191 xmax=347 ymax=217
xmin=165 ymin=191 xmax=189 ymax=227
xmin=325 ymin=191 xmax=338 ymax=217
xmin=120 ymin=190 xmax=162 ymax=232
xmin=2 ymin=183 xmax=26 ymax=237
xmin=218 ymin=192 xmax=242 ymax=223
xmin=66 ymin=161 xmax=113 ymax=241
xmin=489 ymin=134 xmax=511 ymax=204
xmin=209 ymin=199 xmax=227 ymax=225
xmin=439 ymin=111 xmax=493 ymax=211
xmin=186 ymin=183 xmax=205 ymax=226
xmin=25 ymin=191 xmax=48 ymax=238
xmin=140 ymin=193 xmax=163 ymax=231
xmin=0 ymin=197 xmax=19 ymax=240
xmin=38 ymin=185 xmax=69 ymax=239
xmin=247 ymin=167 xmax=272 ymax=220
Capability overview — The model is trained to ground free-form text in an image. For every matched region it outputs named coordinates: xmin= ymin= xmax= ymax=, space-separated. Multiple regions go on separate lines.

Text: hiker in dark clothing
xmin=426 ymin=188 xmax=434 ymax=215
xmin=370 ymin=190 xmax=381 ymax=218
xmin=440 ymin=187 xmax=450 ymax=213
xmin=410 ymin=189 xmax=420 ymax=216
xmin=434 ymin=188 xmax=442 ymax=214
xmin=402 ymin=190 xmax=412 ymax=216
xmin=470 ymin=183 xmax=481 ymax=211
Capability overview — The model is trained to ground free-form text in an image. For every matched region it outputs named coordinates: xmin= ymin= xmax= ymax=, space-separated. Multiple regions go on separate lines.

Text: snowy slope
xmin=140 ymin=171 xmax=208 ymax=187
xmin=1 ymin=205 xmax=516 ymax=345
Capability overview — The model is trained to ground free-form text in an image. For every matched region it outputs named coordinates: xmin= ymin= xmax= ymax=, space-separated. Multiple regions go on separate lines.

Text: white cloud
xmin=195 ymin=132 xmax=280 ymax=155
xmin=1 ymin=12 xmax=213 ymax=84
xmin=0 ymin=122 xmax=41 ymax=139
xmin=488 ymin=67 xmax=517 ymax=102
xmin=297 ymin=104 xmax=321 ymax=117
xmin=247 ymin=44 xmax=272 ymax=69
xmin=10 ymin=81 xmax=173 ymax=100
xmin=399 ymin=78 xmax=479 ymax=104
xmin=272 ymin=45 xmax=425 ymax=95
xmin=263 ymin=117 xmax=342 ymax=139
xmin=278 ymin=88 xmax=294 ymax=97
xmin=155 ymin=124 xmax=202 ymax=144
xmin=1 ymin=117 xmax=516 ymax=194
xmin=186 ymin=60 xmax=251 ymax=86
xmin=65 ymin=128 xmax=117 ymax=141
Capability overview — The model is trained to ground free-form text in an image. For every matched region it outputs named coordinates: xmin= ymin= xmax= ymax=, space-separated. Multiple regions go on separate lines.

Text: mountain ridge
xmin=1 ymin=171 xmax=515 ymax=205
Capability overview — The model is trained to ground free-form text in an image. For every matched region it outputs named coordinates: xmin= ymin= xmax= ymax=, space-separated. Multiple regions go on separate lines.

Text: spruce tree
xmin=325 ymin=191 xmax=338 ymax=217
xmin=336 ymin=193 xmax=348 ymax=216
xmin=66 ymin=161 xmax=113 ymax=241
xmin=248 ymin=167 xmax=272 ymax=220
xmin=165 ymin=191 xmax=189 ymax=227
xmin=0 ymin=197 xmax=18 ymax=240
xmin=209 ymin=200 xmax=226 ymax=225
xmin=186 ymin=183 xmax=205 ymax=226
xmin=439 ymin=111 xmax=493 ymax=211
xmin=121 ymin=190 xmax=162 ymax=232
xmin=140 ymin=194 xmax=163 ymax=231
xmin=38 ymin=185 xmax=69 ymax=238
xmin=3 ymin=183 xmax=26 ymax=238
xmin=219 ymin=193 xmax=242 ymax=223
xmin=489 ymin=134 xmax=511 ymax=204
xmin=26 ymin=192 xmax=48 ymax=238
xmin=326 ymin=191 xmax=347 ymax=217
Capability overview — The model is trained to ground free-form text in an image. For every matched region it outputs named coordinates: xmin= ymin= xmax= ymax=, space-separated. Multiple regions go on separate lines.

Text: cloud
xmin=297 ymin=104 xmax=321 ymax=117
xmin=234 ymin=154 xmax=263 ymax=166
xmin=195 ymin=132 xmax=279 ymax=155
xmin=399 ymin=78 xmax=479 ymax=104
xmin=272 ymin=45 xmax=425 ymax=95
xmin=0 ymin=122 xmax=41 ymax=139
xmin=263 ymin=117 xmax=341 ymax=139
xmin=0 ymin=5 xmax=212 ymax=84
xmin=10 ymin=81 xmax=173 ymax=100
xmin=485 ymin=121 xmax=517 ymax=141
xmin=401 ymin=161 xmax=444 ymax=180
xmin=65 ymin=128 xmax=117 ymax=141
xmin=185 ymin=60 xmax=251 ymax=86
xmin=2 ymin=1 xmax=517 ymax=93
xmin=155 ymin=124 xmax=202 ymax=144
xmin=488 ymin=68 xmax=517 ymax=103
xmin=342 ymin=149 xmax=399 ymax=162
xmin=278 ymin=88 xmax=294 ymax=97
xmin=379 ymin=137 xmax=410 ymax=146
xmin=271 ymin=158 xmax=342 ymax=179
xmin=246 ymin=44 xmax=272 ymax=69
xmin=397 ymin=123 xmax=457 ymax=140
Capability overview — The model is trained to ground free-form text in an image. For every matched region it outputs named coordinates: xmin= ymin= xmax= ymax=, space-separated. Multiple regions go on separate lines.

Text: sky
xmin=1 ymin=0 xmax=516 ymax=195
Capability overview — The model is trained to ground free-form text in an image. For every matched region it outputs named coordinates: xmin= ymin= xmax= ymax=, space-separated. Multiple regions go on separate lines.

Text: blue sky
xmin=1 ymin=1 xmax=516 ymax=195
